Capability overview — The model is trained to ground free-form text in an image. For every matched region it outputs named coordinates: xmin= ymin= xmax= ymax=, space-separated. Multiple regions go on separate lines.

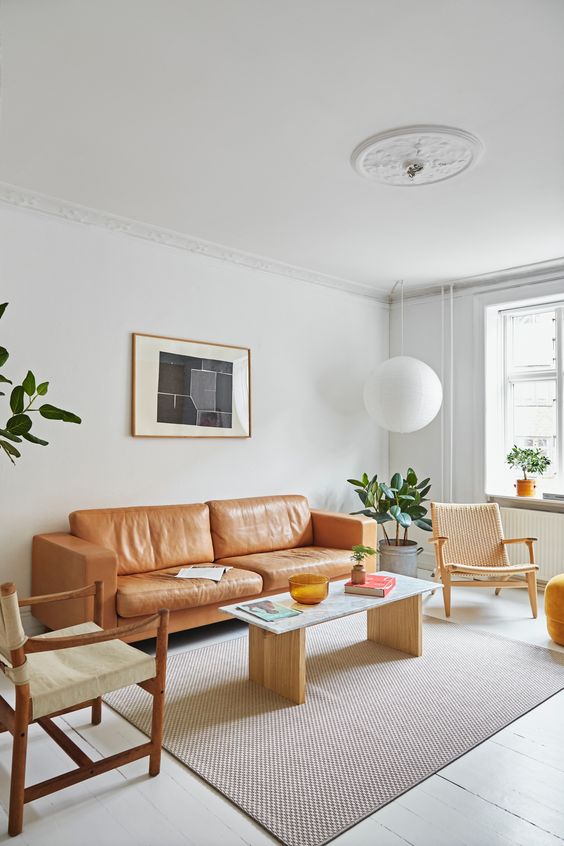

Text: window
xmin=487 ymin=301 xmax=563 ymax=493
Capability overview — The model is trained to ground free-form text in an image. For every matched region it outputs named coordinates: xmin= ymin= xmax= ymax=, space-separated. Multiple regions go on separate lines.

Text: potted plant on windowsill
xmin=347 ymin=469 xmax=432 ymax=577
xmin=506 ymin=445 xmax=551 ymax=497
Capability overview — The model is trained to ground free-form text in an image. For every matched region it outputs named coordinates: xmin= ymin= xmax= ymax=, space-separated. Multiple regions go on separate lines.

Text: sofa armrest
xmin=310 ymin=510 xmax=377 ymax=570
xmin=32 ymin=533 xmax=118 ymax=630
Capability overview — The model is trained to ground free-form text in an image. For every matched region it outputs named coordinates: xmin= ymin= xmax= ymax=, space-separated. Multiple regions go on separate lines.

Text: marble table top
xmin=220 ymin=571 xmax=441 ymax=634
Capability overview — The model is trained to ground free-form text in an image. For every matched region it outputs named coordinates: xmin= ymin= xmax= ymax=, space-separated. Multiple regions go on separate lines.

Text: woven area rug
xmin=105 ymin=616 xmax=564 ymax=846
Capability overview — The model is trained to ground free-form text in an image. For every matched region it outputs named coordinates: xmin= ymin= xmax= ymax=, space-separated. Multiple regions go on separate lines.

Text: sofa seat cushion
xmin=217 ymin=547 xmax=352 ymax=591
xmin=116 ymin=566 xmax=263 ymax=618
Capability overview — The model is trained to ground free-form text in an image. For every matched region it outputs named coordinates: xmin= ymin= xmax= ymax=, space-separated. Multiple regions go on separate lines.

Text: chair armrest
xmin=32 ymin=534 xmax=118 ymax=630
xmin=428 ymin=536 xmax=448 ymax=544
xmin=310 ymin=510 xmax=377 ymax=567
xmin=501 ymin=537 xmax=537 ymax=565
xmin=19 ymin=583 xmax=98 ymax=608
xmin=501 ymin=537 xmax=538 ymax=544
xmin=24 ymin=609 xmax=166 ymax=653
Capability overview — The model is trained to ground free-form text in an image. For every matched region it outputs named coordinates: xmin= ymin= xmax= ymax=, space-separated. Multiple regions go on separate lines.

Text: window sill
xmin=487 ymin=493 xmax=564 ymax=514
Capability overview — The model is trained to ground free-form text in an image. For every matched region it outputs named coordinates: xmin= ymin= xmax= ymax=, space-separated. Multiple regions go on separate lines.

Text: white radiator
xmin=500 ymin=507 xmax=564 ymax=582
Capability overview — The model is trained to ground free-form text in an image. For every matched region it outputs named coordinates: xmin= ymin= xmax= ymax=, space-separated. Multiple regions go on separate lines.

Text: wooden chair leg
xmin=442 ymin=572 xmax=452 ymax=618
xmin=9 ymin=689 xmax=30 ymax=837
xmin=149 ymin=609 xmax=168 ymax=777
xmin=91 ymin=697 xmax=102 ymax=725
xmin=526 ymin=571 xmax=538 ymax=619
xmin=495 ymin=575 xmax=510 ymax=597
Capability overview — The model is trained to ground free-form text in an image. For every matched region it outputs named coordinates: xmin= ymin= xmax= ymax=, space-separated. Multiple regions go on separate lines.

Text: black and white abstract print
xmin=157 ymin=352 xmax=233 ymax=428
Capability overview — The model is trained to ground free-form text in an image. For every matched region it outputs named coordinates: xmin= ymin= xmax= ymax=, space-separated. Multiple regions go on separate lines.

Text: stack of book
xmin=344 ymin=574 xmax=396 ymax=597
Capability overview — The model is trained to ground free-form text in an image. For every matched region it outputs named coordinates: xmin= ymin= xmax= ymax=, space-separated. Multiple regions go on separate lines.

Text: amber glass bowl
xmin=288 ymin=574 xmax=329 ymax=605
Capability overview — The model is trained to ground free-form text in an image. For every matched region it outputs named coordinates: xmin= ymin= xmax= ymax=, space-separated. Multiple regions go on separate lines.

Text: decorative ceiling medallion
xmin=351 ymin=125 xmax=483 ymax=186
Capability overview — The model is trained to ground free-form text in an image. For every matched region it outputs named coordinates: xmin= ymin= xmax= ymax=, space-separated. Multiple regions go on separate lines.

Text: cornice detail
xmin=0 ymin=181 xmax=387 ymax=302
xmin=394 ymin=257 xmax=564 ymax=303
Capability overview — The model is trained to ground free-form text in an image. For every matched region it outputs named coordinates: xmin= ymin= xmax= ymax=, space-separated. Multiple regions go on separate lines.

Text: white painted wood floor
xmin=1 ymin=582 xmax=563 ymax=846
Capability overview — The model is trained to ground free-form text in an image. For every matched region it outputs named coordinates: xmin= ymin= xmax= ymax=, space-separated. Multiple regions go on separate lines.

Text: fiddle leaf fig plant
xmin=506 ymin=445 xmax=551 ymax=480
xmin=0 ymin=302 xmax=81 ymax=464
xmin=347 ymin=468 xmax=432 ymax=545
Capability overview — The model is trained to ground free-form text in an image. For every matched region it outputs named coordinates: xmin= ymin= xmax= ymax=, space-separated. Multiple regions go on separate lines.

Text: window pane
xmin=512 ymin=379 xmax=556 ymax=467
xmin=510 ymin=311 xmax=555 ymax=371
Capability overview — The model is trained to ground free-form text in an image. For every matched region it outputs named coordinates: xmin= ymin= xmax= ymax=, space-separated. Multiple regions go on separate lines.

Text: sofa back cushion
xmin=69 ymin=504 xmax=214 ymax=575
xmin=208 ymin=495 xmax=313 ymax=559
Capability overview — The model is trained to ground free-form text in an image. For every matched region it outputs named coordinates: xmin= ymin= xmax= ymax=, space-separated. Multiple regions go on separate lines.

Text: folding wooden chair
xmin=429 ymin=502 xmax=539 ymax=618
xmin=0 ymin=580 xmax=168 ymax=836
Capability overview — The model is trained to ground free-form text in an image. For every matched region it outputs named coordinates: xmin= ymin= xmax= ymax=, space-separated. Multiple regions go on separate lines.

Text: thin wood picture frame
xmin=132 ymin=332 xmax=251 ymax=438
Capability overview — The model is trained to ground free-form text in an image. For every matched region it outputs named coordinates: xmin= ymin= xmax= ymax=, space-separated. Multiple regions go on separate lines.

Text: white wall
xmin=0 ymin=205 xmax=389 ymax=593
xmin=389 ymin=275 xmax=564 ymax=565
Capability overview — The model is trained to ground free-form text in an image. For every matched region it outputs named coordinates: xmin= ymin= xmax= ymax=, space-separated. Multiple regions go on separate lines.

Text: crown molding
xmin=0 ymin=181 xmax=389 ymax=303
xmin=390 ymin=257 xmax=564 ymax=305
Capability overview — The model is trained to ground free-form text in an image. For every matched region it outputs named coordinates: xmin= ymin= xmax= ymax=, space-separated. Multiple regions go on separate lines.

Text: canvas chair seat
xmin=5 ymin=622 xmax=156 ymax=721
xmin=446 ymin=561 xmax=540 ymax=575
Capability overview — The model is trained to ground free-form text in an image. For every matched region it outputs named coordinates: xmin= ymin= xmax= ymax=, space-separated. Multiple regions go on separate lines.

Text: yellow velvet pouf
xmin=545 ymin=574 xmax=564 ymax=645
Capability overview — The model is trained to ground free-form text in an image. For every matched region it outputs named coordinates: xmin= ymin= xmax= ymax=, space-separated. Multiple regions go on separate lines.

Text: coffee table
xmin=221 ymin=572 xmax=441 ymax=705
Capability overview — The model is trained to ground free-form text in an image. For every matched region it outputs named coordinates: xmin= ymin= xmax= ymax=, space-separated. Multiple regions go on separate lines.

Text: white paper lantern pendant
xmin=364 ymin=282 xmax=443 ymax=433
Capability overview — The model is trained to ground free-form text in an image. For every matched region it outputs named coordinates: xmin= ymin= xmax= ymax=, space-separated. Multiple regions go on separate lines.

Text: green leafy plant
xmin=0 ymin=302 xmax=81 ymax=464
xmin=347 ymin=468 xmax=432 ymax=545
xmin=505 ymin=445 xmax=551 ymax=479
xmin=350 ymin=544 xmax=377 ymax=564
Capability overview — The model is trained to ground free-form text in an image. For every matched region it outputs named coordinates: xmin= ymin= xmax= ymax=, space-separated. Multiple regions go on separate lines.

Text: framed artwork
xmin=132 ymin=333 xmax=251 ymax=438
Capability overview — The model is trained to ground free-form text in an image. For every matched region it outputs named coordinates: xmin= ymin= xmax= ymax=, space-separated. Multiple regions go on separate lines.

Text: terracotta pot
xmin=516 ymin=478 xmax=536 ymax=497
xmin=351 ymin=563 xmax=366 ymax=585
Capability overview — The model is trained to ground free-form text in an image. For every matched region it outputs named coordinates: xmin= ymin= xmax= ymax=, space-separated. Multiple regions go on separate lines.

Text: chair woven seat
xmin=446 ymin=562 xmax=539 ymax=574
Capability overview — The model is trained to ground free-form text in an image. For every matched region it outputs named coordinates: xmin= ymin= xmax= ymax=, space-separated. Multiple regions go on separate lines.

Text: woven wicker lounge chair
xmin=430 ymin=502 xmax=539 ymax=619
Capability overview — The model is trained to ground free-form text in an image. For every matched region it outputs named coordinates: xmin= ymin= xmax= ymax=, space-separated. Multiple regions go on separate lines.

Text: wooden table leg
xmin=367 ymin=594 xmax=422 ymax=657
xmin=248 ymin=625 xmax=306 ymax=704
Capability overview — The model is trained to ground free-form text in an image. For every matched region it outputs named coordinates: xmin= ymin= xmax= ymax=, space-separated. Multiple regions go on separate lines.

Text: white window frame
xmin=497 ymin=302 xmax=564 ymax=490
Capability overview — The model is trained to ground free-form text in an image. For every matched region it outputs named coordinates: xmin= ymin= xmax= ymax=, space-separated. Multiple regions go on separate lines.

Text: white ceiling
xmin=1 ymin=0 xmax=564 ymax=295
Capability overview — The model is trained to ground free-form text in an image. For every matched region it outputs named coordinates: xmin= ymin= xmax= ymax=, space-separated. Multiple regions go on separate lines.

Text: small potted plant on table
xmin=506 ymin=445 xmax=551 ymax=496
xmin=350 ymin=544 xmax=377 ymax=584
xmin=347 ymin=469 xmax=432 ymax=578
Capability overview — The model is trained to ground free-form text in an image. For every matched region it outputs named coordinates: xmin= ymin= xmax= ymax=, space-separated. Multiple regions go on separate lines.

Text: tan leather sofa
xmin=31 ymin=495 xmax=376 ymax=642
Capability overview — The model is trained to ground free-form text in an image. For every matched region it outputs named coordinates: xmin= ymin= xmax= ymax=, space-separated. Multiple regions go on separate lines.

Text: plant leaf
xmin=389 ymin=504 xmax=401 ymax=520
xmin=361 ymin=472 xmax=369 ymax=487
xmin=406 ymin=467 xmax=417 ymax=485
xmin=0 ymin=303 xmax=8 ymax=320
xmin=0 ymin=374 xmax=12 ymax=385
xmin=39 ymin=404 xmax=81 ymax=423
xmin=0 ymin=439 xmax=21 ymax=463
xmin=6 ymin=414 xmax=32 ymax=435
xmin=380 ymin=483 xmax=394 ymax=499
xmin=397 ymin=511 xmax=412 ymax=528
xmin=10 ymin=385 xmax=25 ymax=414
xmin=347 ymin=478 xmax=364 ymax=487
xmin=416 ymin=477 xmax=430 ymax=489
xmin=0 ymin=347 xmax=8 ymax=367
xmin=414 ymin=518 xmax=433 ymax=531
xmin=373 ymin=513 xmax=393 ymax=523
xmin=419 ymin=484 xmax=431 ymax=499
xmin=390 ymin=472 xmax=403 ymax=491
xmin=0 ymin=427 xmax=22 ymax=443
xmin=21 ymin=431 xmax=49 ymax=446
xmin=22 ymin=370 xmax=36 ymax=396
xmin=36 ymin=381 xmax=49 ymax=396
